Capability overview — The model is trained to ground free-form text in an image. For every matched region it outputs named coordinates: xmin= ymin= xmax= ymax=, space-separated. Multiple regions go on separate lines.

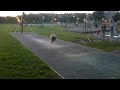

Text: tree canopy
xmin=0 ymin=11 xmax=119 ymax=24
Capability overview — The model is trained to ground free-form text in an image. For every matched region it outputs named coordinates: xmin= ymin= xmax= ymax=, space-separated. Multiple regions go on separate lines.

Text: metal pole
xmin=21 ymin=12 xmax=24 ymax=34
xmin=85 ymin=22 xmax=86 ymax=32
xmin=52 ymin=11 xmax=54 ymax=24
xmin=85 ymin=13 xmax=88 ymax=32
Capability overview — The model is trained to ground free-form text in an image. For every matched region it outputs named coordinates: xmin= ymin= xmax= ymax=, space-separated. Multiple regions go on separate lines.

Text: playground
xmin=1 ymin=12 xmax=120 ymax=79
xmin=10 ymin=16 xmax=120 ymax=79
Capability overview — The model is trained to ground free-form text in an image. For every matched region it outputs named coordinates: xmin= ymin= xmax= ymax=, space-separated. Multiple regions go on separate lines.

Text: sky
xmin=0 ymin=11 xmax=94 ymax=17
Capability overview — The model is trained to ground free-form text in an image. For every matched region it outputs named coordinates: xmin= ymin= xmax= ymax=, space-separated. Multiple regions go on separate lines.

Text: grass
xmin=23 ymin=25 xmax=96 ymax=42
xmin=21 ymin=24 xmax=120 ymax=52
xmin=80 ymin=40 xmax=120 ymax=52
xmin=0 ymin=24 xmax=61 ymax=79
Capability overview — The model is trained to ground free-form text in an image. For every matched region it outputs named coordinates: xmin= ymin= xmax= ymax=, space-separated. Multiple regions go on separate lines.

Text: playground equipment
xmin=83 ymin=13 xmax=93 ymax=42
xmin=14 ymin=12 xmax=33 ymax=34
xmin=103 ymin=19 xmax=120 ymax=41
xmin=83 ymin=14 xmax=92 ymax=33
xmin=116 ymin=21 xmax=120 ymax=31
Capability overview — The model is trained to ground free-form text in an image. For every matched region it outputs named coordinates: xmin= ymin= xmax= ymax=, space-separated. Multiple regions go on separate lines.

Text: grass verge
xmin=0 ymin=24 xmax=61 ymax=79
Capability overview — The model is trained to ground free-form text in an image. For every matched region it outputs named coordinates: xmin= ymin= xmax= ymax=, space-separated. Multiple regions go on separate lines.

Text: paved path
xmin=10 ymin=32 xmax=120 ymax=79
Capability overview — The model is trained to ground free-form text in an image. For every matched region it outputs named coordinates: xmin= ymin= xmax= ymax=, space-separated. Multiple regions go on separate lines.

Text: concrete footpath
xmin=10 ymin=32 xmax=120 ymax=79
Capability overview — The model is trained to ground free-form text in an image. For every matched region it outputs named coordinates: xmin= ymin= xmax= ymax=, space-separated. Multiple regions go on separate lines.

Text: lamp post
xmin=43 ymin=16 xmax=45 ymax=23
xmin=77 ymin=18 xmax=79 ymax=20
xmin=59 ymin=15 xmax=60 ymax=22
xmin=59 ymin=15 xmax=61 ymax=26
xmin=76 ymin=18 xmax=79 ymax=27
xmin=73 ymin=15 xmax=75 ymax=25
xmin=51 ymin=11 xmax=54 ymax=24
xmin=101 ymin=18 xmax=104 ymax=26
xmin=77 ymin=17 xmax=79 ymax=24
xmin=54 ymin=18 xmax=56 ymax=24
xmin=84 ymin=13 xmax=88 ymax=32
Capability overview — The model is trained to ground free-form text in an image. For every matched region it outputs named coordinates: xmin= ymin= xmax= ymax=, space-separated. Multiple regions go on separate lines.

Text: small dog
xmin=50 ymin=33 xmax=56 ymax=44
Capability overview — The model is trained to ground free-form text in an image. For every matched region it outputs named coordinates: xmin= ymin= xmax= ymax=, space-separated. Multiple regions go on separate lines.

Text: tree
xmin=112 ymin=13 xmax=120 ymax=22
xmin=92 ymin=11 xmax=105 ymax=21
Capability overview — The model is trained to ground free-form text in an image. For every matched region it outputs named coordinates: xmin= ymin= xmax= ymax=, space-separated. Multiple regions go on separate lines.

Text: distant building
xmin=104 ymin=11 xmax=119 ymax=20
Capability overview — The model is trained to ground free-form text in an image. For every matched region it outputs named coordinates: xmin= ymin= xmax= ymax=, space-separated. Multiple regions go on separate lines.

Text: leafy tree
xmin=92 ymin=11 xmax=105 ymax=21
xmin=112 ymin=12 xmax=120 ymax=22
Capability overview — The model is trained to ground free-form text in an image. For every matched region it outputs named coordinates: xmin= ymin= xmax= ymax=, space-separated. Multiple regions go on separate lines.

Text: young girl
xmin=50 ymin=33 xmax=56 ymax=44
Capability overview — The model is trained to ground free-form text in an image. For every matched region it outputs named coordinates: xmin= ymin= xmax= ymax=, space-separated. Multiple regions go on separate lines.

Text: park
xmin=1 ymin=11 xmax=120 ymax=79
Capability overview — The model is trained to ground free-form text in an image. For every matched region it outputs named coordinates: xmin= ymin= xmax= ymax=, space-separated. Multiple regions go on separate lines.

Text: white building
xmin=104 ymin=11 xmax=119 ymax=20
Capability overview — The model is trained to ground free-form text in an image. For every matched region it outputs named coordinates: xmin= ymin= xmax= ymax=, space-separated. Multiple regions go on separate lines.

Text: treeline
xmin=22 ymin=13 xmax=88 ymax=24
xmin=0 ymin=16 xmax=17 ymax=23
xmin=0 ymin=13 xmax=88 ymax=24
xmin=0 ymin=11 xmax=120 ymax=24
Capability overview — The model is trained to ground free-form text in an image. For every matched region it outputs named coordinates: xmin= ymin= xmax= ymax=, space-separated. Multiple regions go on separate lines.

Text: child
xmin=101 ymin=24 xmax=106 ymax=38
xmin=50 ymin=33 xmax=56 ymax=44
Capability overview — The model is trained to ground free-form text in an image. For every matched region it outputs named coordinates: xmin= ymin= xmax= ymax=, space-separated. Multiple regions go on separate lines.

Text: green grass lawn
xmin=80 ymin=40 xmax=120 ymax=52
xmin=23 ymin=25 xmax=95 ymax=42
xmin=22 ymin=24 xmax=120 ymax=52
xmin=0 ymin=24 xmax=61 ymax=79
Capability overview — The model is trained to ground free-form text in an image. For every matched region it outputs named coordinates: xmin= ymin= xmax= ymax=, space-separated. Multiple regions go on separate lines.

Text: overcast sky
xmin=0 ymin=11 xmax=94 ymax=17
